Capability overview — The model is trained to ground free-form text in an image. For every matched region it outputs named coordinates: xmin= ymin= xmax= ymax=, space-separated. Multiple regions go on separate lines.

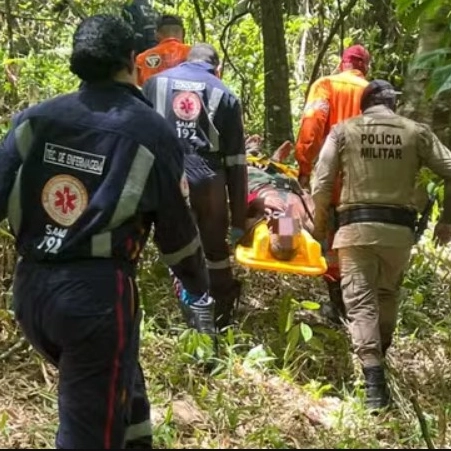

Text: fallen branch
xmin=0 ymin=336 xmax=27 ymax=361
xmin=410 ymin=395 xmax=436 ymax=449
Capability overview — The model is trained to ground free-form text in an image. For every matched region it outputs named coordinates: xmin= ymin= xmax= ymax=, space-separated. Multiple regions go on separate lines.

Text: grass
xmin=1 ymin=232 xmax=451 ymax=449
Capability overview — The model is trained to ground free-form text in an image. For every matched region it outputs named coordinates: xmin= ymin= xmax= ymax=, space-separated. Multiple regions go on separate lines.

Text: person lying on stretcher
xmin=241 ymin=135 xmax=344 ymax=322
xmin=242 ymin=135 xmax=316 ymax=260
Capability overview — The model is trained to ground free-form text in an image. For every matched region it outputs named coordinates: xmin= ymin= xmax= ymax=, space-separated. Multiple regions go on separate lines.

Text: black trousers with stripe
xmin=13 ymin=259 xmax=151 ymax=449
xmin=189 ymin=170 xmax=241 ymax=327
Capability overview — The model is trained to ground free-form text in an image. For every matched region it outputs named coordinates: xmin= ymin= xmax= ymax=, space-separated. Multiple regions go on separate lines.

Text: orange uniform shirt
xmin=296 ymin=70 xmax=368 ymax=281
xmin=135 ymin=38 xmax=191 ymax=87
xmin=295 ymin=69 xmax=369 ymax=179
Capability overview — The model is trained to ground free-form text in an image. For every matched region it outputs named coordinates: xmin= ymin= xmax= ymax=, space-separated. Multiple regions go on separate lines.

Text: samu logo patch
xmin=41 ymin=174 xmax=88 ymax=227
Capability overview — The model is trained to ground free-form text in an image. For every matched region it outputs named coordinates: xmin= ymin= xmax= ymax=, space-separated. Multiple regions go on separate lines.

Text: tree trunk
xmin=398 ymin=8 xmax=451 ymax=210
xmin=259 ymin=0 xmax=293 ymax=149
xmin=398 ymin=7 xmax=450 ymax=136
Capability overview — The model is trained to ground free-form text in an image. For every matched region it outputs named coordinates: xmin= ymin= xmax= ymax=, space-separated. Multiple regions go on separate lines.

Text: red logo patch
xmin=41 ymin=174 xmax=88 ymax=227
xmin=172 ymin=91 xmax=201 ymax=121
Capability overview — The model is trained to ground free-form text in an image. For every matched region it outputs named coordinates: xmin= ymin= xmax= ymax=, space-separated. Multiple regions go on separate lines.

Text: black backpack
xmin=122 ymin=0 xmax=160 ymax=54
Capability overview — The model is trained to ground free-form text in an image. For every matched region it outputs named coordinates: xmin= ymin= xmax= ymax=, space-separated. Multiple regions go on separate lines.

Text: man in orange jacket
xmin=135 ymin=14 xmax=191 ymax=87
xmin=295 ymin=44 xmax=371 ymax=322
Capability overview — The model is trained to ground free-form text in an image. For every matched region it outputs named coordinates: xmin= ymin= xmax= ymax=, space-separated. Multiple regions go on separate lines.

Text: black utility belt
xmin=338 ymin=206 xmax=417 ymax=232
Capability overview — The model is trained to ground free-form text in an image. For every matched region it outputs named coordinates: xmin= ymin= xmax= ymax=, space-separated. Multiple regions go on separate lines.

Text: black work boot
xmin=214 ymin=280 xmax=242 ymax=331
xmin=215 ymin=300 xmax=234 ymax=331
xmin=180 ymin=297 xmax=218 ymax=371
xmin=180 ymin=296 xmax=217 ymax=339
xmin=323 ymin=280 xmax=346 ymax=324
xmin=363 ymin=365 xmax=390 ymax=412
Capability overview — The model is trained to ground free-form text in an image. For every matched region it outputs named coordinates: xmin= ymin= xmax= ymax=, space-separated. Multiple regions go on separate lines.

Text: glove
xmin=230 ymin=227 xmax=245 ymax=248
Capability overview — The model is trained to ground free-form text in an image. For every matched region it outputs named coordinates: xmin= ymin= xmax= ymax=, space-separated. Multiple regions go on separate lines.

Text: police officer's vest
xmin=122 ymin=0 xmax=159 ymax=54
xmin=338 ymin=113 xmax=420 ymax=208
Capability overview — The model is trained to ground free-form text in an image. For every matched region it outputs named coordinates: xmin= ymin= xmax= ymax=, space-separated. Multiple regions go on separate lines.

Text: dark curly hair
xmin=70 ymin=14 xmax=134 ymax=83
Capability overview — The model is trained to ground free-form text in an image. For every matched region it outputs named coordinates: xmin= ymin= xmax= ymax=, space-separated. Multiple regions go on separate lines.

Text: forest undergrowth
xmin=1 ymin=228 xmax=451 ymax=449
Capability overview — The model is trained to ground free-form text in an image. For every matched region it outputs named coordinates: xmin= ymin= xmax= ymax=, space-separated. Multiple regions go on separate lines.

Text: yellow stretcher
xmin=235 ymin=221 xmax=328 ymax=276
xmin=246 ymin=155 xmax=298 ymax=179
xmin=237 ymin=154 xmax=327 ymax=275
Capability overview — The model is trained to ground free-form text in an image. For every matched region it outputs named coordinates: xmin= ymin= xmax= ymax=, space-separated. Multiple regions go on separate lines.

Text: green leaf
xmin=434 ymin=71 xmax=451 ymax=97
xmin=300 ymin=300 xmax=321 ymax=311
xmin=164 ymin=404 xmax=173 ymax=423
xmin=0 ymin=411 xmax=8 ymax=431
xmin=300 ymin=322 xmax=313 ymax=343
xmin=226 ymin=326 xmax=235 ymax=346
xmin=0 ymin=227 xmax=13 ymax=239
xmin=245 ymin=344 xmax=268 ymax=361
xmin=413 ymin=291 xmax=424 ymax=306
xmin=395 ymin=0 xmax=417 ymax=15
xmin=315 ymin=383 xmax=333 ymax=399
xmin=284 ymin=325 xmax=300 ymax=363
xmin=412 ymin=48 xmax=451 ymax=72
xmin=430 ymin=63 xmax=451 ymax=88
xmin=285 ymin=308 xmax=294 ymax=333
xmin=308 ymin=336 xmax=325 ymax=352
xmin=287 ymin=324 xmax=301 ymax=348
xmin=278 ymin=296 xmax=292 ymax=335
xmin=397 ymin=0 xmax=444 ymax=30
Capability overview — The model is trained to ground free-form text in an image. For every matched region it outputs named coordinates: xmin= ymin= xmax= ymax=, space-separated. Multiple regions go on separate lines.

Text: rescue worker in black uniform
xmin=0 ymin=14 xmax=210 ymax=449
xmin=142 ymin=43 xmax=248 ymax=330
